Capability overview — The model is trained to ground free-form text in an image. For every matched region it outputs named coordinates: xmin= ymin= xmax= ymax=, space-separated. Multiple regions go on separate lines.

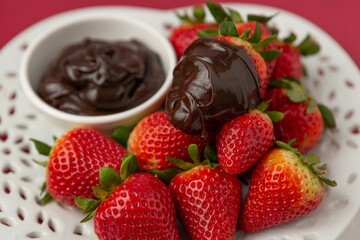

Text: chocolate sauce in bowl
xmin=38 ymin=39 xmax=165 ymax=116
xmin=165 ymin=38 xmax=261 ymax=137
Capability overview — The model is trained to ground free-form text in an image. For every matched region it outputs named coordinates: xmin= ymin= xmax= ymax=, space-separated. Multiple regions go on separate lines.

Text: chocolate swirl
xmin=165 ymin=38 xmax=261 ymax=137
xmin=38 ymin=39 xmax=165 ymax=115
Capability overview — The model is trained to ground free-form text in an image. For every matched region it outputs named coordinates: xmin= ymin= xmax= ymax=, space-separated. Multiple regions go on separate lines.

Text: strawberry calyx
xmin=281 ymin=32 xmax=320 ymax=56
xmin=275 ymin=140 xmax=337 ymax=187
xmin=255 ymin=101 xmax=284 ymax=122
xmin=297 ymin=34 xmax=320 ymax=56
xmin=176 ymin=5 xmax=206 ymax=24
xmin=150 ymin=144 xmax=218 ymax=185
xmin=75 ymin=153 xmax=138 ymax=223
xmin=30 ymin=138 xmax=54 ymax=204
xmin=198 ymin=20 xmax=281 ymax=62
xmin=268 ymin=77 xmax=336 ymax=128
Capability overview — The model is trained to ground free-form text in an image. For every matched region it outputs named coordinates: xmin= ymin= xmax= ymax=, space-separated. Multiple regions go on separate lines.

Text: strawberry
xmin=169 ymin=5 xmax=218 ymax=59
xmin=202 ymin=2 xmax=281 ymax=98
xmin=76 ymin=154 xmax=180 ymax=240
xmin=127 ymin=111 xmax=208 ymax=172
xmin=198 ymin=20 xmax=280 ymax=99
xmin=265 ymin=78 xmax=336 ymax=153
xmin=216 ymin=102 xmax=283 ymax=174
xmin=161 ymin=144 xmax=242 ymax=240
xmin=239 ymin=141 xmax=336 ymax=232
xmin=271 ymin=33 xmax=320 ymax=81
xmin=31 ymin=127 xmax=128 ymax=207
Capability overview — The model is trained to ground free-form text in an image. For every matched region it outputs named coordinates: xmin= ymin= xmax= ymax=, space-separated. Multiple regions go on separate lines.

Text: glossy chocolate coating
xmin=165 ymin=38 xmax=261 ymax=137
xmin=38 ymin=39 xmax=164 ymax=115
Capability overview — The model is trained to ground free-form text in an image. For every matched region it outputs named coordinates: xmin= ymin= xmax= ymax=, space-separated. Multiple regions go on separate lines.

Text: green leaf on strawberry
xmin=256 ymin=101 xmax=269 ymax=112
xmin=283 ymin=32 xmax=297 ymax=44
xmin=40 ymin=192 xmax=53 ymax=205
xmin=297 ymin=34 xmax=320 ymax=56
xmin=204 ymin=145 xmax=218 ymax=163
xmin=32 ymin=159 xmax=47 ymax=167
xmin=317 ymin=104 xmax=336 ymax=129
xmin=99 ymin=167 xmax=122 ymax=193
xmin=247 ymin=13 xmax=277 ymax=25
xmin=176 ymin=5 xmax=206 ymax=24
xmin=30 ymin=139 xmax=51 ymax=156
xmin=120 ymin=153 xmax=138 ymax=182
xmin=219 ymin=21 xmax=239 ymax=37
xmin=111 ymin=126 xmax=131 ymax=148
xmin=193 ymin=5 xmax=205 ymax=22
xmin=256 ymin=102 xmax=284 ymax=122
xmin=258 ymin=49 xmax=282 ymax=62
xmin=239 ymin=28 xmax=251 ymax=39
xmin=197 ymin=29 xmax=219 ymax=37
xmin=252 ymin=33 xmax=278 ymax=50
xmin=247 ymin=22 xmax=262 ymax=43
xmin=92 ymin=186 xmax=110 ymax=199
xmin=227 ymin=8 xmax=244 ymax=23
xmin=166 ymin=157 xmax=194 ymax=171
xmin=266 ymin=111 xmax=284 ymax=122
xmin=306 ymin=98 xmax=318 ymax=114
xmin=188 ymin=144 xmax=201 ymax=165
xmin=206 ymin=0 xmax=231 ymax=23
xmin=155 ymin=144 xmax=219 ymax=185
xmin=150 ymin=168 xmax=183 ymax=186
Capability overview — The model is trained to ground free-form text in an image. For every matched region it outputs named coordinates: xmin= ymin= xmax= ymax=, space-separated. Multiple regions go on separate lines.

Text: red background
xmin=1 ymin=0 xmax=359 ymax=67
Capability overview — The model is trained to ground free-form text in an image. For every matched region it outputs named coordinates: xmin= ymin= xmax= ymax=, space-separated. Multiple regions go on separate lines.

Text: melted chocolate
xmin=38 ymin=39 xmax=165 ymax=115
xmin=165 ymin=38 xmax=261 ymax=137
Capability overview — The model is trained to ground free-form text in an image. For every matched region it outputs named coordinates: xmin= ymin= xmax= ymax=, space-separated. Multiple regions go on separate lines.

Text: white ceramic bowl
xmin=20 ymin=14 xmax=176 ymax=131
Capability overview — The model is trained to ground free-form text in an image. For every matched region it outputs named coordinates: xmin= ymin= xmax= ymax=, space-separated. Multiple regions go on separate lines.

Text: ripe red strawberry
xmin=271 ymin=34 xmax=320 ymax=81
xmin=127 ymin=111 xmax=208 ymax=172
xmin=164 ymin=145 xmax=242 ymax=240
xmin=265 ymin=78 xmax=336 ymax=153
xmin=169 ymin=5 xmax=217 ymax=59
xmin=31 ymin=127 xmax=128 ymax=207
xmin=198 ymin=20 xmax=280 ymax=99
xmin=216 ymin=103 xmax=283 ymax=174
xmin=76 ymin=155 xmax=180 ymax=240
xmin=202 ymin=3 xmax=280 ymax=98
xmin=239 ymin=141 xmax=336 ymax=232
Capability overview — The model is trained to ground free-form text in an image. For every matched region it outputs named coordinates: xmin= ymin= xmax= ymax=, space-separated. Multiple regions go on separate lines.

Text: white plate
xmin=0 ymin=4 xmax=359 ymax=240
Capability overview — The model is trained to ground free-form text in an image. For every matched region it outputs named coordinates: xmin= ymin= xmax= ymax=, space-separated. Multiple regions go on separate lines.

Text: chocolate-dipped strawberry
xmin=165 ymin=37 xmax=261 ymax=137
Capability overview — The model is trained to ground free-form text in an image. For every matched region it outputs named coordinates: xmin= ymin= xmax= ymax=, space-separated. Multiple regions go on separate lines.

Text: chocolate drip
xmin=38 ymin=39 xmax=164 ymax=116
xmin=165 ymin=38 xmax=261 ymax=137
